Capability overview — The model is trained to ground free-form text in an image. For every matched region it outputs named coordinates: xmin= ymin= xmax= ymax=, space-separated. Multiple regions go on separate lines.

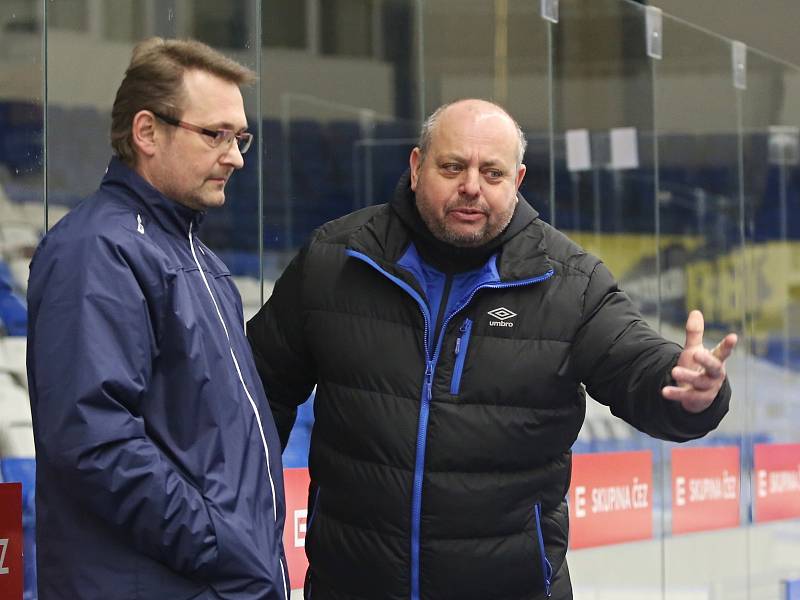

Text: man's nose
xmin=459 ymin=168 xmax=481 ymax=197
xmin=221 ymin=141 xmax=245 ymax=169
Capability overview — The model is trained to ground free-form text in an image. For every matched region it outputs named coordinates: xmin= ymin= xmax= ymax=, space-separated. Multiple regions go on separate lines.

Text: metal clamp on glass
xmin=540 ymin=0 xmax=558 ymax=24
xmin=732 ymin=41 xmax=747 ymax=90
xmin=646 ymin=6 xmax=663 ymax=60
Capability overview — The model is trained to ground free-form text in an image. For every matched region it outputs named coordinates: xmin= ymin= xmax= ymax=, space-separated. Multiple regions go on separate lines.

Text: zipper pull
xmin=425 ymin=361 xmax=434 ymax=401
xmin=454 ymin=320 xmax=469 ymax=355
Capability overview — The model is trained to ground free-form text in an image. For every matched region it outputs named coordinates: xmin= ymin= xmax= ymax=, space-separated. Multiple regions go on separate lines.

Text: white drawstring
xmin=188 ymin=222 xmax=289 ymax=600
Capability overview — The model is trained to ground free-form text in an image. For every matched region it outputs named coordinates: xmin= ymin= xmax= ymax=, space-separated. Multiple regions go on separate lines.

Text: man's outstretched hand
xmin=661 ymin=310 xmax=738 ymax=413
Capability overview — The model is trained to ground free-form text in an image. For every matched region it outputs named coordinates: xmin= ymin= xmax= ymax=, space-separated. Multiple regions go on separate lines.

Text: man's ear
xmin=131 ymin=110 xmax=158 ymax=158
xmin=515 ymin=163 xmax=527 ymax=190
xmin=409 ymin=147 xmax=422 ymax=191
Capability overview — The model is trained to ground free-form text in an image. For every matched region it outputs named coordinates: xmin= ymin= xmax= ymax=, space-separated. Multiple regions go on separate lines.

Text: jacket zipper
xmin=345 ymin=251 xmax=433 ymax=600
xmin=534 ymin=503 xmax=553 ymax=597
xmin=347 ymin=249 xmax=554 ymax=600
xmin=450 ymin=318 xmax=473 ymax=395
xmin=189 ymin=223 xmax=288 ymax=600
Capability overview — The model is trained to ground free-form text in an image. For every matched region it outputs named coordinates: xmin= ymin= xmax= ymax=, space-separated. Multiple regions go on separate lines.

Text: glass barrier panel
xmin=20 ymin=2 xmax=800 ymax=599
xmin=43 ymin=0 xmax=261 ymax=306
xmin=420 ymin=0 xmax=550 ymax=221
xmin=260 ymin=0 xmax=412 ymax=282
xmin=265 ymin=0 xmax=549 ymax=593
xmin=0 ymin=3 xmax=42 ymax=598
xmin=554 ymin=0 xmax=663 ymax=595
xmin=742 ymin=48 xmax=800 ymax=599
xmin=258 ymin=0 xmax=548 ymax=288
xmin=654 ymin=12 xmax=749 ymax=599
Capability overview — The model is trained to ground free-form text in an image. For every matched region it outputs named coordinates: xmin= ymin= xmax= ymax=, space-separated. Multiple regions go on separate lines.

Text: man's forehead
xmin=431 ymin=108 xmax=518 ymax=158
xmin=438 ymin=101 xmax=515 ymax=129
xmin=180 ymin=70 xmax=246 ymax=123
xmin=441 ymin=101 xmax=513 ymax=126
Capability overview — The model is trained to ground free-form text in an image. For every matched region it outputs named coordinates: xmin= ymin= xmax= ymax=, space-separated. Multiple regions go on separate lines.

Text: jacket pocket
xmin=450 ymin=318 xmax=473 ymax=395
xmin=534 ymin=502 xmax=554 ymax=597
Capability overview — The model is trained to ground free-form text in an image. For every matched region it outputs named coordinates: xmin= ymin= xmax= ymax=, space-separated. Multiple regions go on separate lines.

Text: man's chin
xmin=441 ymin=226 xmax=489 ymax=247
xmin=195 ymin=193 xmax=226 ymax=210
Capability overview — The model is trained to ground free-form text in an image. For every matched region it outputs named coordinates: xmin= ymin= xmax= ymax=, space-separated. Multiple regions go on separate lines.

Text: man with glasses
xmin=27 ymin=38 xmax=287 ymax=600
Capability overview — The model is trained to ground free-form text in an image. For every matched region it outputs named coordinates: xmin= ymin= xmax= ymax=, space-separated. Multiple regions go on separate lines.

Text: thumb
xmin=684 ymin=310 xmax=705 ymax=349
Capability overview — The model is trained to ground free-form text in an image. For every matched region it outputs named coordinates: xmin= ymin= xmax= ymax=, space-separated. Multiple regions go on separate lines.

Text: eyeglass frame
xmin=151 ymin=110 xmax=254 ymax=154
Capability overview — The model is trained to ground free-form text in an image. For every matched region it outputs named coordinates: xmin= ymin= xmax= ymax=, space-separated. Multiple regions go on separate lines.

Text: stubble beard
xmin=417 ymin=194 xmax=515 ymax=248
xmin=178 ymin=181 xmax=227 ymax=212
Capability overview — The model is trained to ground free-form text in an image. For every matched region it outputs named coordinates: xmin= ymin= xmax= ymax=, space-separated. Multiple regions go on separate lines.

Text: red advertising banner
xmin=0 ymin=483 xmax=23 ymax=600
xmin=671 ymin=446 xmax=740 ymax=535
xmin=283 ymin=468 xmax=311 ymax=591
xmin=568 ymin=451 xmax=652 ymax=549
xmin=754 ymin=443 xmax=800 ymax=523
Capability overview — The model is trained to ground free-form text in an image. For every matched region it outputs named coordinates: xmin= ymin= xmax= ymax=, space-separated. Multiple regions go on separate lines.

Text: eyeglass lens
xmin=215 ymin=131 xmax=252 ymax=154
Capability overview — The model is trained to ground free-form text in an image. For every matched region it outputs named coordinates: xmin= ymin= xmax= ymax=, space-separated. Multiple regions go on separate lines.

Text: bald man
xmin=247 ymin=99 xmax=736 ymax=600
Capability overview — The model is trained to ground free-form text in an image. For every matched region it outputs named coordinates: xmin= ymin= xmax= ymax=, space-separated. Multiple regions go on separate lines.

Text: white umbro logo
xmin=488 ymin=307 xmax=516 ymax=327
xmin=488 ymin=307 xmax=516 ymax=320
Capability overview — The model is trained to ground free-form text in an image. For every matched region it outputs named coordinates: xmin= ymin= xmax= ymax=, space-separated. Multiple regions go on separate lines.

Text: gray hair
xmin=417 ymin=99 xmax=528 ymax=166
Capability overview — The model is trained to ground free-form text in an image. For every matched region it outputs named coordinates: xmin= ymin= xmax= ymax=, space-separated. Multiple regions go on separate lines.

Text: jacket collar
xmin=101 ymin=157 xmax=204 ymax=237
xmin=348 ymin=173 xmax=553 ymax=283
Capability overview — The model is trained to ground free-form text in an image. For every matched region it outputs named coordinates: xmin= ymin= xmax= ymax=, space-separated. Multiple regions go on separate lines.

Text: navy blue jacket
xmin=27 ymin=158 xmax=288 ymax=600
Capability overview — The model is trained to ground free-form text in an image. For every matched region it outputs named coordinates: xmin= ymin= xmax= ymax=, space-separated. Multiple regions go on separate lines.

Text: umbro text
xmin=487 ymin=307 xmax=517 ymax=327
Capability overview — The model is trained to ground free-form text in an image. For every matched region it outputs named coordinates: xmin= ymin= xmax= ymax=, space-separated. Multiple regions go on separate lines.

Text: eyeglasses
xmin=152 ymin=111 xmax=253 ymax=154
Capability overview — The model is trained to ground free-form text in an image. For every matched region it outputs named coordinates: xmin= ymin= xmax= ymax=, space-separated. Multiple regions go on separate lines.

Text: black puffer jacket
xmin=247 ymin=180 xmax=730 ymax=600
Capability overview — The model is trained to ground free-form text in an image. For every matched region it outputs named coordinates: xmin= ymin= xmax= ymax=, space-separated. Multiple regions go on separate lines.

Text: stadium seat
xmin=262 ymin=118 xmax=286 ymax=220
xmin=0 ymin=100 xmax=43 ymax=175
xmin=0 ymin=336 xmax=27 ymax=388
xmin=0 ymin=287 xmax=26 ymax=335
xmin=18 ymin=201 xmax=45 ymax=230
xmin=229 ymin=273 xmax=273 ymax=321
xmin=0 ymin=222 xmax=39 ymax=254
xmin=327 ymin=119 xmax=363 ymax=210
xmin=0 ymin=259 xmax=13 ymax=288
xmin=47 ymin=105 xmax=108 ymax=204
xmin=0 ymin=284 xmax=26 ymax=334
xmin=0 ymin=373 xmax=31 ymax=425
xmin=8 ymin=257 xmax=29 ymax=294
xmin=369 ymin=120 xmax=416 ymax=206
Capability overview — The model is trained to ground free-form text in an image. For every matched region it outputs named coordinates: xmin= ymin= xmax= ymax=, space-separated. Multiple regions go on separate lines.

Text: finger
xmin=663 ymin=385 xmax=712 ymax=402
xmin=711 ymin=333 xmax=738 ymax=362
xmin=684 ymin=310 xmax=705 ymax=349
xmin=671 ymin=367 xmax=718 ymax=390
xmin=661 ymin=385 xmax=715 ymax=413
xmin=691 ymin=351 xmax=724 ymax=379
